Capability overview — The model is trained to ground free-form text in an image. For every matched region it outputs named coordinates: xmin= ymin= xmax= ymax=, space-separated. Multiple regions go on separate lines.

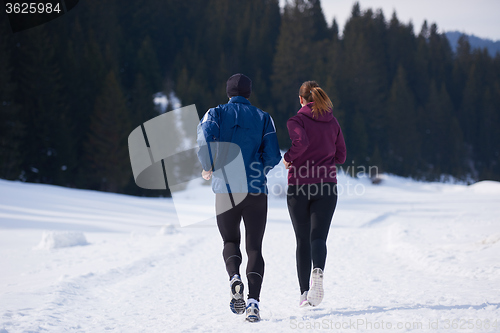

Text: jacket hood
xmin=298 ymin=102 xmax=333 ymax=122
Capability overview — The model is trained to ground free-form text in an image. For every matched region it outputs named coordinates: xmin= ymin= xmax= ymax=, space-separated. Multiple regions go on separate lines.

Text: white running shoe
xmin=229 ymin=274 xmax=246 ymax=314
xmin=299 ymin=291 xmax=310 ymax=307
xmin=307 ymin=268 xmax=324 ymax=306
xmin=245 ymin=298 xmax=260 ymax=322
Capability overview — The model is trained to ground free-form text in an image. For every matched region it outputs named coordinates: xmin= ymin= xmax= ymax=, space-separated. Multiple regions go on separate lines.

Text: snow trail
xmin=1 ymin=175 xmax=500 ymax=332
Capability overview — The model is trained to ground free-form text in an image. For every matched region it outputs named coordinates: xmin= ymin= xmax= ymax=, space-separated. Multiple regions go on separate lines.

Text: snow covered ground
xmin=1 ymin=167 xmax=500 ymax=332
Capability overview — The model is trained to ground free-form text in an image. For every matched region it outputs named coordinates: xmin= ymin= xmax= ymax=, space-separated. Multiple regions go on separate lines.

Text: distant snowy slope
xmin=0 ymin=179 xmax=178 ymax=232
xmin=1 ymin=175 xmax=500 ymax=332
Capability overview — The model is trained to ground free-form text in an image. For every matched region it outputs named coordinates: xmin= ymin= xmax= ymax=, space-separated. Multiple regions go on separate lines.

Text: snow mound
xmin=468 ymin=180 xmax=500 ymax=194
xmin=157 ymin=224 xmax=179 ymax=235
xmin=36 ymin=231 xmax=89 ymax=249
xmin=480 ymin=234 xmax=500 ymax=245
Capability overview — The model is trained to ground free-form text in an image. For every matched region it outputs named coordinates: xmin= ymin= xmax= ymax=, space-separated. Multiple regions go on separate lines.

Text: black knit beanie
xmin=226 ymin=73 xmax=252 ymax=99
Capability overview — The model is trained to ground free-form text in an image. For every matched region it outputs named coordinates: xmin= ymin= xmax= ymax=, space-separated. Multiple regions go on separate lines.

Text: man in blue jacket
xmin=197 ymin=73 xmax=281 ymax=322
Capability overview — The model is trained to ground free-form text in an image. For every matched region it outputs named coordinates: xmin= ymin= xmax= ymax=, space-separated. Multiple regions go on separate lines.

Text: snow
xmin=1 ymin=167 xmax=500 ymax=332
xmin=468 ymin=181 xmax=500 ymax=194
xmin=36 ymin=231 xmax=88 ymax=250
xmin=153 ymin=91 xmax=182 ymax=114
xmin=153 ymin=92 xmax=168 ymax=113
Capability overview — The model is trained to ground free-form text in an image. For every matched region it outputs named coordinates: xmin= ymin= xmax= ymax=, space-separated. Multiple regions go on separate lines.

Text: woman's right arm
xmin=284 ymin=117 xmax=309 ymax=164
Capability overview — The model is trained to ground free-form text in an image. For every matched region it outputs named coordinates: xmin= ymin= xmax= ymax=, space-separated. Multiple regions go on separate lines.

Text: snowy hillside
xmin=1 ymin=169 xmax=500 ymax=332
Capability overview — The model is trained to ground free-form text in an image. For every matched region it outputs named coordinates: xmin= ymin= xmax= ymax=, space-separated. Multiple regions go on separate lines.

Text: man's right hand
xmin=202 ymin=170 xmax=213 ymax=180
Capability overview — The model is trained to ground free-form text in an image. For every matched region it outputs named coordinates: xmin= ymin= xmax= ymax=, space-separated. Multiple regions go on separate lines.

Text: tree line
xmin=1 ymin=0 xmax=499 ymax=196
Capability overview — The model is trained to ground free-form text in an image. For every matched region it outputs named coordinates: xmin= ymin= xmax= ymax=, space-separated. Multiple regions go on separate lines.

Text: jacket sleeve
xmin=260 ymin=114 xmax=282 ymax=173
xmin=283 ymin=117 xmax=309 ymax=163
xmin=197 ymin=108 xmax=220 ymax=171
xmin=334 ymin=123 xmax=347 ymax=164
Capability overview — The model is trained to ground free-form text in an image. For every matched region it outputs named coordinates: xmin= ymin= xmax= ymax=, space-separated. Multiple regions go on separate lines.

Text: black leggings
xmin=216 ymin=193 xmax=267 ymax=301
xmin=287 ymin=182 xmax=338 ymax=293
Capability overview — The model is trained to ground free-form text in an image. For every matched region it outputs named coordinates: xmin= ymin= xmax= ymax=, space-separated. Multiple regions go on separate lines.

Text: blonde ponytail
xmin=299 ymin=81 xmax=333 ymax=118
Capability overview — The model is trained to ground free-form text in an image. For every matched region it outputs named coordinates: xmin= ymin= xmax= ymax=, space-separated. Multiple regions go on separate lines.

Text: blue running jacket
xmin=197 ymin=96 xmax=281 ymax=194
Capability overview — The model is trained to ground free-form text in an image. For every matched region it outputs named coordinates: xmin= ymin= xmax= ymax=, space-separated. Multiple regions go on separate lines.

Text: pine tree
xmin=2 ymin=0 xmax=499 ymax=187
xmin=341 ymin=3 xmax=388 ymax=154
xmin=386 ymin=65 xmax=419 ymax=175
xmin=322 ymin=18 xmax=344 ymax=127
xmin=0 ymin=18 xmax=25 ymax=180
xmin=84 ymin=71 xmax=132 ymax=192
xmin=413 ymin=21 xmax=431 ymax=106
xmin=451 ymin=35 xmax=472 ymax=109
xmin=387 ymin=12 xmax=417 ymax=89
xmin=136 ymin=35 xmax=163 ymax=94
xmin=244 ymin=0 xmax=281 ymax=110
xmin=271 ymin=0 xmax=322 ymax=145
xmin=448 ymin=116 xmax=465 ymax=177
xmin=421 ymin=81 xmax=455 ymax=177
xmin=428 ymin=23 xmax=453 ymax=89
xmin=130 ymin=73 xmax=157 ymax=127
xmin=478 ymin=87 xmax=498 ymax=176
xmin=420 ymin=80 xmax=439 ymax=174
xmin=309 ymin=0 xmax=330 ymax=41
xmin=461 ymin=63 xmax=481 ymax=147
xmin=350 ymin=111 xmax=369 ymax=164
xmin=13 ymin=25 xmax=68 ymax=184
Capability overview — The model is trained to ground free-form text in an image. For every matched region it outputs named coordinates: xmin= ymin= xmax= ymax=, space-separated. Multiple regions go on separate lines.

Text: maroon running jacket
xmin=284 ymin=102 xmax=346 ymax=185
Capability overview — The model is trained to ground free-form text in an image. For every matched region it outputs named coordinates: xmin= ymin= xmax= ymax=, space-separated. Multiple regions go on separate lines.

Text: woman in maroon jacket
xmin=283 ymin=81 xmax=346 ymax=307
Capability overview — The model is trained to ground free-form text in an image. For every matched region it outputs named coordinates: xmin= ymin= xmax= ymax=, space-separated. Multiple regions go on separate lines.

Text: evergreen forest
xmin=1 ymin=0 xmax=499 ymax=196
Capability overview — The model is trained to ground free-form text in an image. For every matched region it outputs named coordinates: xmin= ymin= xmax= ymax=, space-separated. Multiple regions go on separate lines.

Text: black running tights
xmin=287 ymin=183 xmax=338 ymax=294
xmin=216 ymin=193 xmax=267 ymax=301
